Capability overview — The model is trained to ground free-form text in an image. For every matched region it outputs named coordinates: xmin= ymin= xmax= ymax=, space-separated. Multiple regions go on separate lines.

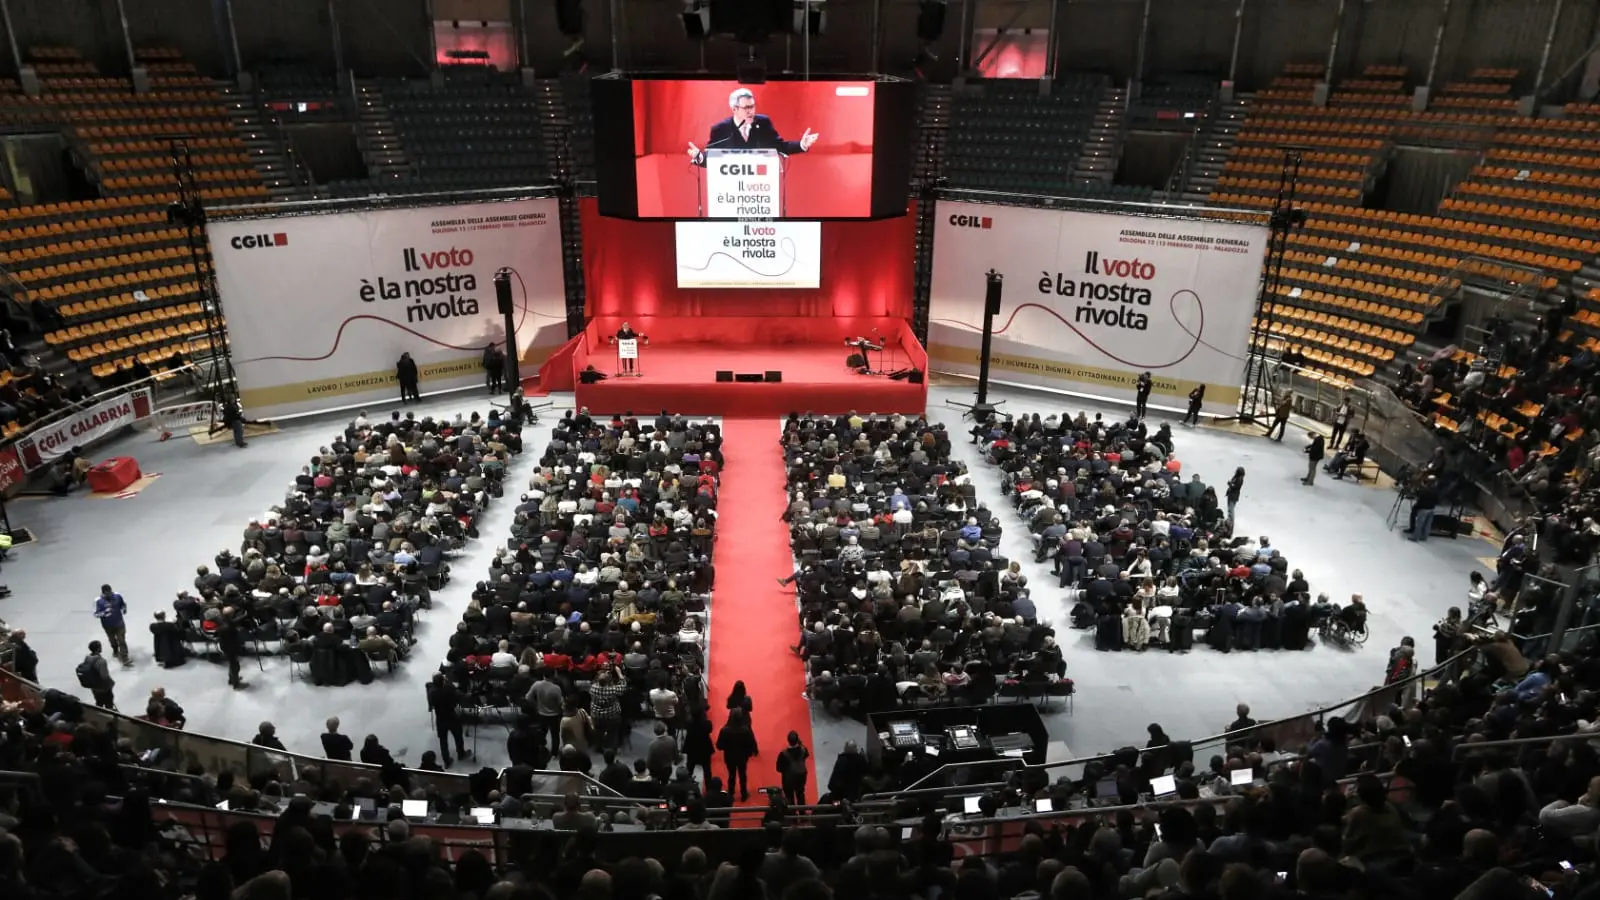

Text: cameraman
xmin=1407 ymin=475 xmax=1441 ymax=542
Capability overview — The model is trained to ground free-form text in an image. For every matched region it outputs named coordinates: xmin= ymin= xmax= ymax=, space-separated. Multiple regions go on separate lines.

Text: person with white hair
xmin=685 ymin=86 xmax=820 ymax=165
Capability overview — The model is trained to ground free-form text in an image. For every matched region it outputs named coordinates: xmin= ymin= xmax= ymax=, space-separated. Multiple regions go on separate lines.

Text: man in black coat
xmin=396 ymin=352 xmax=421 ymax=404
xmin=427 ymin=673 xmax=471 ymax=767
xmin=216 ymin=608 xmax=245 ymax=689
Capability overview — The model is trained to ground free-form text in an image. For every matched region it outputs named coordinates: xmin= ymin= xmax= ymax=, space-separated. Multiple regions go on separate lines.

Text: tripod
xmin=1387 ymin=492 xmax=1412 ymax=532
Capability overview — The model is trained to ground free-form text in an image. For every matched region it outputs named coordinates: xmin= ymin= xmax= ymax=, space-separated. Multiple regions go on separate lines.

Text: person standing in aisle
xmin=1134 ymin=372 xmax=1153 ymax=419
xmin=94 ymin=584 xmax=130 ymax=665
xmin=1266 ymin=392 xmax=1292 ymax=441
xmin=428 ymin=673 xmax=471 ymax=767
xmin=777 ymin=731 xmax=811 ymax=807
xmin=217 ymin=607 xmax=245 ymax=690
xmin=716 ymin=709 xmax=757 ymax=801
xmin=482 ymin=344 xmax=505 ymax=395
xmin=1182 ymin=384 xmax=1205 ymax=426
xmin=1330 ymin=397 xmax=1352 ymax=450
xmin=396 ymin=352 xmax=421 ymax=403
xmin=77 ymin=641 xmax=116 ymax=709
xmin=1302 ymin=433 xmax=1325 ymax=486
xmin=1226 ymin=467 xmax=1245 ymax=526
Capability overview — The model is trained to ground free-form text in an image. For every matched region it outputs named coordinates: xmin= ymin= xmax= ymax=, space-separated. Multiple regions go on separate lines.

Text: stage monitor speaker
xmin=716 ymin=370 xmax=733 ymax=383
xmin=764 ymin=370 xmax=782 ymax=383
xmin=494 ymin=272 xmax=513 ymax=316
xmin=909 ymin=369 xmax=924 ymax=384
xmin=735 ymin=372 xmax=763 ymax=383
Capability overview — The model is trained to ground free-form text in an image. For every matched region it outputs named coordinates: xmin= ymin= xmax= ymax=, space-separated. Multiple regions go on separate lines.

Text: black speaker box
xmin=908 ymin=369 xmax=925 ymax=384
xmin=716 ymin=370 xmax=733 ymax=383
xmin=735 ymin=372 xmax=763 ymax=383
xmin=494 ymin=273 xmax=513 ymax=316
xmin=764 ymin=370 xmax=782 ymax=383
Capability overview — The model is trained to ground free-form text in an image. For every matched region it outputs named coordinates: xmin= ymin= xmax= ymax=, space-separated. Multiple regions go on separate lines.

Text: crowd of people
xmin=0 ymin=603 xmax=1596 ymax=900
xmin=83 ymin=409 xmax=520 ymax=703
xmin=783 ymin=412 xmax=1071 ymax=719
xmin=974 ymin=410 xmax=1351 ymax=654
xmin=1401 ymin=308 xmax=1600 ymax=562
xmin=431 ymin=410 xmax=738 ymax=798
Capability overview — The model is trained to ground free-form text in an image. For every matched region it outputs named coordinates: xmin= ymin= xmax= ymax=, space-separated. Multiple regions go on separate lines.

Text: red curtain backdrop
xmin=631 ymin=81 xmax=876 ymax=219
xmin=579 ymin=198 xmax=915 ymax=342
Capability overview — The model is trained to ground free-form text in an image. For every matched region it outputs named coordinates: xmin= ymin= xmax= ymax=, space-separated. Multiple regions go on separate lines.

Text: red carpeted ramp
xmin=707 ymin=418 xmax=816 ymax=805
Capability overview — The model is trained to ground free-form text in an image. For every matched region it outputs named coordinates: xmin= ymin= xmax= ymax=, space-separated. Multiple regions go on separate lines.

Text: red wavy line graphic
xmin=239 ymin=302 xmax=535 ymax=364
xmin=932 ymin=289 xmax=1205 ymax=370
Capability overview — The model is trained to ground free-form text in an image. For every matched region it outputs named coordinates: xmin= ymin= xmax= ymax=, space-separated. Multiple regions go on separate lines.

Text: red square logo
xmin=981 ymin=217 xmax=992 ymax=229
xmin=756 ymin=164 xmax=768 ymax=175
xmin=273 ymin=232 xmax=288 ymax=245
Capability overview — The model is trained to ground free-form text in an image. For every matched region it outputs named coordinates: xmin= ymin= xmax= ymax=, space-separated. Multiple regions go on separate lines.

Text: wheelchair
xmin=1318 ymin=608 xmax=1369 ymax=646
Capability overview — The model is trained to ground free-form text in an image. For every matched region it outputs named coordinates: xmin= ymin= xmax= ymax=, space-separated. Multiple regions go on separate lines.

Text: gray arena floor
xmin=0 ymin=383 xmax=1491 ymax=792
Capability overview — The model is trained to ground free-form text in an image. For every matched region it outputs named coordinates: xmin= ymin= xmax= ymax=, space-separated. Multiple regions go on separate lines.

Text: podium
xmin=607 ymin=335 xmax=648 ymax=377
xmin=703 ymin=148 xmax=784 ymax=218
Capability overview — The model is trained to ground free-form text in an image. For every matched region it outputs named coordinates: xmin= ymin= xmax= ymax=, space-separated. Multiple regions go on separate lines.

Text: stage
xmin=574 ymin=343 xmax=926 ymax=417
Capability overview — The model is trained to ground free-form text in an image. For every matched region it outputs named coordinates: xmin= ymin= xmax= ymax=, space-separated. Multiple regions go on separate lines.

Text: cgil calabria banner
xmin=928 ymin=201 xmax=1269 ymax=415
xmin=207 ymin=198 xmax=567 ymax=419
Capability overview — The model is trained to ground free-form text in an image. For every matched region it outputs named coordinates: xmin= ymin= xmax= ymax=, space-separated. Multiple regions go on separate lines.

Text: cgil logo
xmin=231 ymin=233 xmax=287 ymax=250
xmin=403 ymin=247 xmax=475 ymax=272
xmin=718 ymin=163 xmax=768 ymax=176
xmin=949 ymin=214 xmax=993 ymax=229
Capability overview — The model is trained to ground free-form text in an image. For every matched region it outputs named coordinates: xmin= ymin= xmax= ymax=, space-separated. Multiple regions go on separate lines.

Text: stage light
xmin=916 ymin=0 xmax=947 ymax=42
xmin=793 ymin=0 xmax=825 ymax=35
xmin=681 ymin=0 xmax=710 ymax=38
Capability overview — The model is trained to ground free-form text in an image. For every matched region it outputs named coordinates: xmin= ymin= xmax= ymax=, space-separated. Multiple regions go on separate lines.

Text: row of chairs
xmin=60 ymin=282 xmax=201 ymax=322
xmin=1297 ymin=202 xmax=1587 ymax=271
xmin=1253 ymin=319 xmax=1381 ymax=376
xmin=1277 ymin=263 xmax=1446 ymax=314
xmin=1222 ymin=161 xmax=1368 ymax=184
xmin=100 ymin=170 xmax=261 ymax=194
xmin=1263 ymin=299 xmax=1415 ymax=355
xmin=15 ymin=245 xmax=193 ymax=290
xmin=99 ymin=151 xmax=250 ymax=173
xmin=68 ymin=318 xmax=210 ymax=367
xmin=88 ymin=336 xmax=212 ymax=381
xmin=48 ymin=301 xmax=206 ymax=351
xmin=1213 ymin=175 xmax=1362 ymax=202
xmin=1440 ymin=195 xmax=1600 ymax=237
xmin=32 ymin=263 xmax=205 ymax=308
xmin=2 ymin=225 xmax=183 ymax=267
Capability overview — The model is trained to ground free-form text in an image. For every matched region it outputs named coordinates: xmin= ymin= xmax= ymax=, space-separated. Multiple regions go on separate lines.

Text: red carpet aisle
xmin=707 ymin=418 xmax=816 ymax=806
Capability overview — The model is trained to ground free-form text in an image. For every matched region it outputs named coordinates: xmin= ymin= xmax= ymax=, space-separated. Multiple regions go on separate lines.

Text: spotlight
xmin=681 ymin=0 xmax=710 ymax=38
xmin=792 ymin=0 xmax=825 ymax=35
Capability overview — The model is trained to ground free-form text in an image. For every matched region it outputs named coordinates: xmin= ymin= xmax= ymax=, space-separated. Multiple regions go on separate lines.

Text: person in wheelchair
xmin=1336 ymin=595 xmax=1368 ymax=634
xmin=1324 ymin=431 xmax=1371 ymax=479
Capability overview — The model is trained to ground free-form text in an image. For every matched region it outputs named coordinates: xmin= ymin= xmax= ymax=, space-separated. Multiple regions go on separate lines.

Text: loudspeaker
xmin=985 ymin=274 xmax=1003 ymax=316
xmin=494 ymin=271 xmax=513 ymax=316
xmin=908 ymin=369 xmax=924 ymax=384
xmin=916 ymin=0 xmax=946 ymax=41
xmin=554 ymin=0 xmax=585 ymax=36
xmin=764 ymin=370 xmax=782 ymax=383
xmin=735 ymin=372 xmax=762 ymax=383
xmin=716 ymin=370 xmax=733 ymax=382
xmin=681 ymin=4 xmax=710 ymax=37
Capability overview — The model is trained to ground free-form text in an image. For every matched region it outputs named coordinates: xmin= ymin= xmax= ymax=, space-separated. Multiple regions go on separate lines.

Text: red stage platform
xmin=574 ymin=344 xmax=925 ymax=418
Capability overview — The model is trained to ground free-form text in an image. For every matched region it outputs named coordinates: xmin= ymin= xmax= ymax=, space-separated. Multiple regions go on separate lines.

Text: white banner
xmin=674 ymin=221 xmax=821 ymax=289
xmin=18 ymin=387 xmax=153 ymax=471
xmin=704 ymin=148 xmax=783 ymax=218
xmin=207 ymin=198 xmax=567 ymax=419
xmin=928 ymin=202 xmax=1269 ymax=415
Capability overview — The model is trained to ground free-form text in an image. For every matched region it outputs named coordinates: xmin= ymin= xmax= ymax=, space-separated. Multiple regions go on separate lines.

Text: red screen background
xmin=631 ymin=80 xmax=876 ymax=219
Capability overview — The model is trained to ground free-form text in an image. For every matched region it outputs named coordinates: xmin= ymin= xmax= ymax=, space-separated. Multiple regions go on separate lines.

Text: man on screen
xmin=687 ymin=88 xmax=820 ymax=165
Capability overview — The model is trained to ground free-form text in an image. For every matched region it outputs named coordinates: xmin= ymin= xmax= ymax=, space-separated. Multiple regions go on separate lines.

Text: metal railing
xmin=884 ymin=642 xmax=1482 ymax=798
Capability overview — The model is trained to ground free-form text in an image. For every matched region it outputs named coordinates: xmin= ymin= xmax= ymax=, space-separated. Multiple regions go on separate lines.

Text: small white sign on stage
xmin=617 ymin=338 xmax=639 ymax=360
xmin=704 ymin=148 xmax=782 ymax=218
